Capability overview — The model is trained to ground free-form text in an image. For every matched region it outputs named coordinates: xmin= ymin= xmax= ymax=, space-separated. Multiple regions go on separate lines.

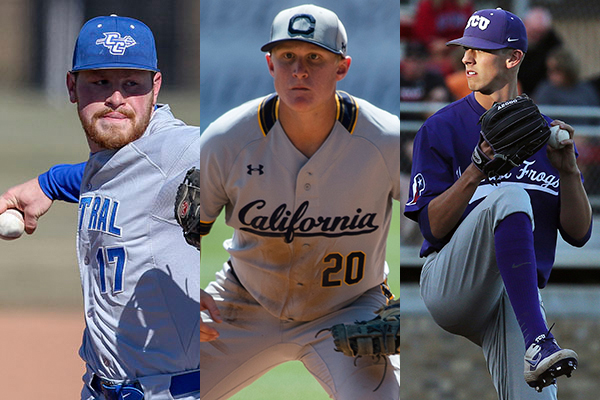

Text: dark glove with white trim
xmin=174 ymin=168 xmax=201 ymax=249
xmin=472 ymin=94 xmax=550 ymax=180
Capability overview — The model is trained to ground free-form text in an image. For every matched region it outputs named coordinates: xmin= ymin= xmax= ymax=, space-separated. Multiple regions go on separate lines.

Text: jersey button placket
xmin=296 ymin=169 xmax=318 ymax=202
xmin=304 ymin=171 xmax=313 ymax=191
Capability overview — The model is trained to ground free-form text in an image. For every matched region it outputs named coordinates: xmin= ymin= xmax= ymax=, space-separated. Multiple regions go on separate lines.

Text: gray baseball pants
xmin=200 ymin=264 xmax=400 ymax=400
xmin=420 ymin=185 xmax=558 ymax=400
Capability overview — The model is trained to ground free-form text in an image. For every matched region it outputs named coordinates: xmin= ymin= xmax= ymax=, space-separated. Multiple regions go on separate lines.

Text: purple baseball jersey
xmin=404 ymin=92 xmax=589 ymax=288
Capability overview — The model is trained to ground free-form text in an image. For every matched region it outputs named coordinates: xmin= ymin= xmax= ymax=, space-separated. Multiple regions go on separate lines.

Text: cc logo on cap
xmin=288 ymin=14 xmax=315 ymax=38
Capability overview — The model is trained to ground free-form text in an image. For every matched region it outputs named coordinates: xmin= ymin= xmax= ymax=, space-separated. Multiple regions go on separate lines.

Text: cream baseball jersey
xmin=200 ymin=92 xmax=400 ymax=321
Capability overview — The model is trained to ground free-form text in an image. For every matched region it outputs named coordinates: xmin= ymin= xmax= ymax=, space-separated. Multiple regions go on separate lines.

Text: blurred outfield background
xmin=0 ymin=89 xmax=199 ymax=397
xmin=0 ymin=0 xmax=198 ymax=397
xmin=0 ymin=89 xmax=199 ymax=307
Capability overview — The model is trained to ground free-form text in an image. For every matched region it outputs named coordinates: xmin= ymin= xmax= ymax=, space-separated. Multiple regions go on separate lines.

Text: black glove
xmin=174 ymin=168 xmax=201 ymax=249
xmin=472 ymin=94 xmax=550 ymax=179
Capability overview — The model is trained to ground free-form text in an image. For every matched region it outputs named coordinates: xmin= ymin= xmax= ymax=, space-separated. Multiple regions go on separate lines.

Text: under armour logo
xmin=288 ymin=14 xmax=316 ymax=38
xmin=96 ymin=32 xmax=137 ymax=55
xmin=247 ymin=164 xmax=264 ymax=175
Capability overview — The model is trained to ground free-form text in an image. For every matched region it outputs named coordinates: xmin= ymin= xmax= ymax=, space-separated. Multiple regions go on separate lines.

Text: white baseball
xmin=0 ymin=209 xmax=25 ymax=240
xmin=548 ymin=125 xmax=570 ymax=149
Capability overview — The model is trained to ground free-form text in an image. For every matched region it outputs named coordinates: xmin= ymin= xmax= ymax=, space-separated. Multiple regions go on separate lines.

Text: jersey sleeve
xmin=404 ymin=118 xmax=466 ymax=253
xmin=38 ymin=162 xmax=86 ymax=203
xmin=404 ymin=121 xmax=456 ymax=221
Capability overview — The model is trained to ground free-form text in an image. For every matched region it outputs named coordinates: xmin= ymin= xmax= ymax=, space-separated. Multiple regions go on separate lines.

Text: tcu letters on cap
xmin=261 ymin=4 xmax=348 ymax=56
xmin=446 ymin=8 xmax=528 ymax=53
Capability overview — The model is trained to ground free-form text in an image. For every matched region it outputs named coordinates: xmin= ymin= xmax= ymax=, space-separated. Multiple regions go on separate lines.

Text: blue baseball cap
xmin=71 ymin=15 xmax=159 ymax=72
xmin=446 ymin=8 xmax=528 ymax=53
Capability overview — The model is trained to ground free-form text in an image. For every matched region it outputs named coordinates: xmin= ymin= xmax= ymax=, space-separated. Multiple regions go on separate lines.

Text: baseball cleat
xmin=524 ymin=333 xmax=578 ymax=392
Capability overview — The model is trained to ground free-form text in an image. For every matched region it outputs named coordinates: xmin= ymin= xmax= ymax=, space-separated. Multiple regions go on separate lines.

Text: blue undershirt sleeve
xmin=37 ymin=162 xmax=86 ymax=203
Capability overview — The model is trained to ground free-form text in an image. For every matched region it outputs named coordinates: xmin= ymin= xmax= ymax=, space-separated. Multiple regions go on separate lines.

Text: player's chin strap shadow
xmin=315 ymin=324 xmax=390 ymax=392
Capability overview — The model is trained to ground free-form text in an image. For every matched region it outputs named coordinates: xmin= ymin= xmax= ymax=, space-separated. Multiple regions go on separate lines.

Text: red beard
xmin=80 ymin=103 xmax=153 ymax=150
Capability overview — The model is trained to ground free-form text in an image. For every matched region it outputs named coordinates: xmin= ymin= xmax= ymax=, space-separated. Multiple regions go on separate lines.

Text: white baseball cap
xmin=261 ymin=4 xmax=348 ymax=56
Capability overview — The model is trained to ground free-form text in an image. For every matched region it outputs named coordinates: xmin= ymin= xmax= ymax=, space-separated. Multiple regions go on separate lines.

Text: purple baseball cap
xmin=72 ymin=14 xmax=159 ymax=72
xmin=446 ymin=8 xmax=527 ymax=53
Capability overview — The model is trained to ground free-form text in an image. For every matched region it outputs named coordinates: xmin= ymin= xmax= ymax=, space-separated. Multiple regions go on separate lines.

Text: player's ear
xmin=152 ymin=72 xmax=162 ymax=105
xmin=266 ymin=53 xmax=275 ymax=77
xmin=335 ymin=56 xmax=351 ymax=81
xmin=506 ymin=49 xmax=524 ymax=70
xmin=66 ymin=72 xmax=78 ymax=103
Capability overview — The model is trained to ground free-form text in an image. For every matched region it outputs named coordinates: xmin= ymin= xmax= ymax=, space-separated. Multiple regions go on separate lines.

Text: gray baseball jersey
xmin=77 ymin=105 xmax=200 ymax=382
xmin=200 ymin=91 xmax=400 ymax=321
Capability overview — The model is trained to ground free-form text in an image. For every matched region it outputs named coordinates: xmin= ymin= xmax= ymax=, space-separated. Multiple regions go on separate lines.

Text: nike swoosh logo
xmin=526 ymin=353 xmax=542 ymax=367
xmin=507 ymin=38 xmax=519 ymax=42
xmin=512 ymin=262 xmax=532 ymax=269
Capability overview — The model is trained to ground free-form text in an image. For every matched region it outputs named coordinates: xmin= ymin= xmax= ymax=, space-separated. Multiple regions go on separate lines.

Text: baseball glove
xmin=174 ymin=167 xmax=201 ymax=249
xmin=317 ymin=299 xmax=399 ymax=391
xmin=472 ymin=94 xmax=551 ymax=180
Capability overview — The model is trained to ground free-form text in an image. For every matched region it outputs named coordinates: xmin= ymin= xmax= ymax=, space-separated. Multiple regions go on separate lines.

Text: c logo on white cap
xmin=288 ymin=14 xmax=316 ymax=38
xmin=466 ymin=15 xmax=491 ymax=31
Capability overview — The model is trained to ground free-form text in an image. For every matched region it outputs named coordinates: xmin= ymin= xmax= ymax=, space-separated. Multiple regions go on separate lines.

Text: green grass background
xmin=200 ymin=204 xmax=400 ymax=399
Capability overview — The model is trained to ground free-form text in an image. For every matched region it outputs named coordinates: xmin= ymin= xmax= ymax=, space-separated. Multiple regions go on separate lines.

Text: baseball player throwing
xmin=0 ymin=15 xmax=200 ymax=399
xmin=199 ymin=4 xmax=400 ymax=399
xmin=405 ymin=8 xmax=592 ymax=399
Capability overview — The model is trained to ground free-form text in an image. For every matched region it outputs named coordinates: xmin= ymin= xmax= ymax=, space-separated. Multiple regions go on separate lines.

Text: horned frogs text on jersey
xmin=77 ymin=105 xmax=200 ymax=380
xmin=200 ymin=92 xmax=400 ymax=321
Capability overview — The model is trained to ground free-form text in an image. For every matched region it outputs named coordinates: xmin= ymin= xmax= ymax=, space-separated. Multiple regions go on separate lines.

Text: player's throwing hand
xmin=0 ymin=177 xmax=53 ymax=234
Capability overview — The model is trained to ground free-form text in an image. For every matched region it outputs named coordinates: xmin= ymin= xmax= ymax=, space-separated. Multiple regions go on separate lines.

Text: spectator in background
xmin=533 ymin=47 xmax=600 ymax=125
xmin=412 ymin=0 xmax=473 ymax=46
xmin=412 ymin=0 xmax=474 ymax=77
xmin=586 ymin=68 xmax=600 ymax=105
xmin=519 ymin=7 xmax=562 ymax=95
xmin=533 ymin=46 xmax=600 ymax=194
xmin=401 ymin=41 xmax=451 ymax=115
